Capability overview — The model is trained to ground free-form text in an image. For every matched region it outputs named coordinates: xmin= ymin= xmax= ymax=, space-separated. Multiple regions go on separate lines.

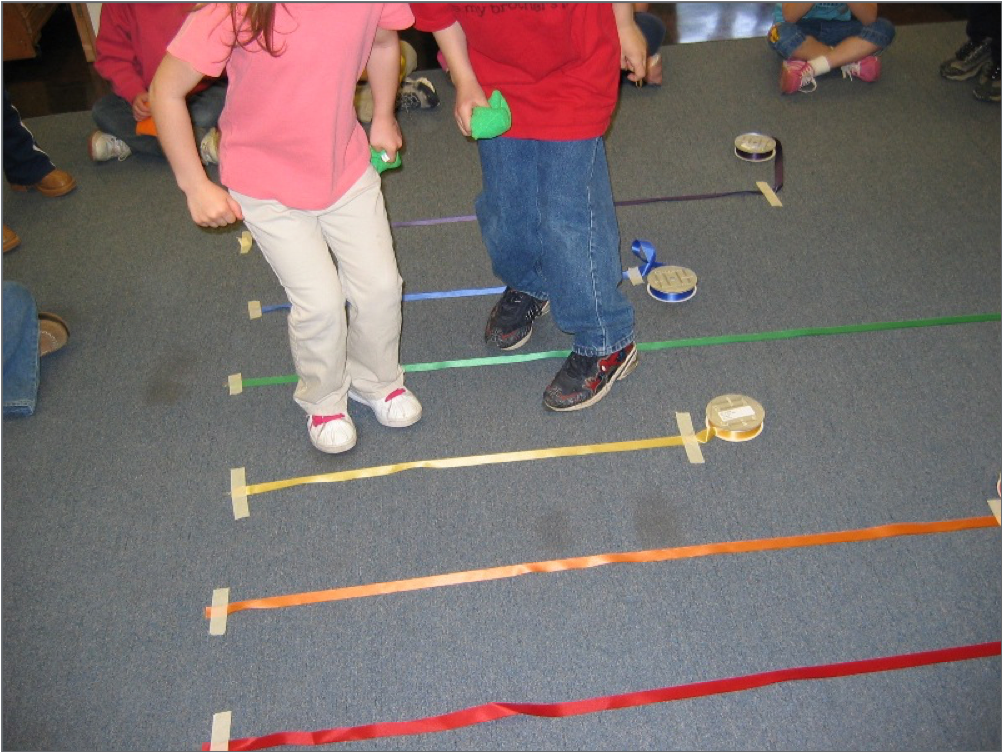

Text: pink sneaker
xmin=780 ymin=60 xmax=817 ymax=94
xmin=841 ymin=55 xmax=881 ymax=82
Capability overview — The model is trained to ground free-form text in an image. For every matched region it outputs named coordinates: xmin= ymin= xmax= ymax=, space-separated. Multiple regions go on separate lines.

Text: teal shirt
xmin=773 ymin=3 xmax=852 ymax=24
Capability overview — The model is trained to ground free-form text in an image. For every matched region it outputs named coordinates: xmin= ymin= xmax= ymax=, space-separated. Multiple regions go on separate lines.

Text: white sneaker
xmin=348 ymin=387 xmax=422 ymax=428
xmin=307 ymin=413 xmax=357 ymax=454
xmin=89 ymin=130 xmax=132 ymax=162
xmin=199 ymin=127 xmax=221 ymax=165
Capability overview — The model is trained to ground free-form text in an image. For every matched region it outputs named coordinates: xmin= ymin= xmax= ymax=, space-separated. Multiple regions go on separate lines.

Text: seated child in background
xmin=354 ymin=39 xmax=440 ymax=124
xmin=90 ymin=3 xmax=227 ymax=164
xmin=768 ymin=3 xmax=895 ymax=95
xmin=632 ymin=3 xmax=666 ymax=86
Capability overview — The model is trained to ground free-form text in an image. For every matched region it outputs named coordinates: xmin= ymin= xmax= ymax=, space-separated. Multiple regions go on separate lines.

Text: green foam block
xmin=471 ymin=90 xmax=512 ymax=140
xmin=370 ymin=146 xmax=402 ymax=173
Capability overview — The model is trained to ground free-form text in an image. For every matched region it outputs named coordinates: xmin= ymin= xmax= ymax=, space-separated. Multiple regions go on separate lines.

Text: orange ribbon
xmin=206 ymin=515 xmax=997 ymax=619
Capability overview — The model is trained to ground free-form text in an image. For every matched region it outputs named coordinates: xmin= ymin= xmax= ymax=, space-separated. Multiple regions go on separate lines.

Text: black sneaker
xmin=484 ymin=288 xmax=550 ymax=350
xmin=940 ymin=38 xmax=994 ymax=81
xmin=973 ymin=63 xmax=1001 ymax=102
xmin=543 ymin=343 xmax=638 ymax=411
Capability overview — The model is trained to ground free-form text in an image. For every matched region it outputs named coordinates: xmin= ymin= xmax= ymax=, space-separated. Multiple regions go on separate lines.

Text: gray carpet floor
xmin=2 ymin=21 xmax=1000 ymax=752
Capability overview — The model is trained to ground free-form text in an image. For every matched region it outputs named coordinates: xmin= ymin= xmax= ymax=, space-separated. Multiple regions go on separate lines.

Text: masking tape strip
xmin=757 ymin=181 xmax=782 ymax=207
xmin=235 ymin=313 xmax=1001 ymax=387
xmin=989 ymin=498 xmax=1001 ymax=525
xmin=626 ymin=266 xmax=645 ymax=286
xmin=230 ymin=467 xmax=249 ymax=519
xmin=209 ymin=710 xmax=231 ymax=751
xmin=208 ymin=588 xmax=230 ymax=636
xmin=675 ymin=412 xmax=705 ymax=464
xmin=238 ymin=231 xmax=252 ymax=254
xmin=242 ymin=429 xmax=716 ymax=498
xmin=205 ymin=515 xmax=997 ymax=619
xmin=248 ymin=301 xmax=262 ymax=320
xmin=204 ymin=642 xmax=998 ymax=750
xmin=227 ymin=374 xmax=242 ymax=396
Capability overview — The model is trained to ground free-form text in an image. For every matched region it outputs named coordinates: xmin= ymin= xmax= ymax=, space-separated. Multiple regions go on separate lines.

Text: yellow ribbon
xmin=242 ymin=423 xmax=759 ymax=498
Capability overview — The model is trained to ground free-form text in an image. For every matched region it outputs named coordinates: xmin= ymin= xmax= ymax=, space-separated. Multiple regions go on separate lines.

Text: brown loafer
xmin=10 ymin=168 xmax=77 ymax=197
xmin=38 ymin=312 xmax=69 ymax=357
xmin=3 ymin=225 xmax=20 ymax=253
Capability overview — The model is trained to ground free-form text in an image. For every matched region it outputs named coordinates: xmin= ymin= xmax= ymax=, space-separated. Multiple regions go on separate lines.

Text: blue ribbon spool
xmin=630 ymin=239 xmax=698 ymax=303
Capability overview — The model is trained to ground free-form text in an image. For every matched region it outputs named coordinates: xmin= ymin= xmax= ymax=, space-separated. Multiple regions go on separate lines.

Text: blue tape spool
xmin=646 ymin=265 xmax=698 ymax=303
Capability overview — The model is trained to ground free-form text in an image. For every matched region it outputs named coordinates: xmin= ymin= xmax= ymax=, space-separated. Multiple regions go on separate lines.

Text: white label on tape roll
xmin=718 ymin=405 xmax=755 ymax=422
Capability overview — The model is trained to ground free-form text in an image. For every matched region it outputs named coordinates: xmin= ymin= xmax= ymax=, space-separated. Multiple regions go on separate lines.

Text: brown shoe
xmin=38 ymin=312 xmax=69 ymax=357
xmin=3 ymin=225 xmax=21 ymax=253
xmin=10 ymin=168 xmax=77 ymax=197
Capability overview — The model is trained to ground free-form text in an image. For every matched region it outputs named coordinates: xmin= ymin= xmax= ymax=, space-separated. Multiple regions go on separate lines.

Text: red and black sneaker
xmin=543 ymin=343 xmax=638 ymax=411
xmin=485 ymin=287 xmax=550 ymax=350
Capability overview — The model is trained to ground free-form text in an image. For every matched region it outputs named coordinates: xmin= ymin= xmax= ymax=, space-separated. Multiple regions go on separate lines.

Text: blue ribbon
xmin=630 ymin=239 xmax=665 ymax=278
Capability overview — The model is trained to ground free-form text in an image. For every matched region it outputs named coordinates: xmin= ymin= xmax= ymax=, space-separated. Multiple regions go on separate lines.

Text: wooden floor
xmin=3 ymin=3 xmax=968 ymax=120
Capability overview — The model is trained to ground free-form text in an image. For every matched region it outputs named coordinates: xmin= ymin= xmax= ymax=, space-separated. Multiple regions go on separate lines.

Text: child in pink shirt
xmin=151 ymin=3 xmax=422 ymax=454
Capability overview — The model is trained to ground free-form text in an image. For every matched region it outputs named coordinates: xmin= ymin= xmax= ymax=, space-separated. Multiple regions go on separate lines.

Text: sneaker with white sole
xmin=841 ymin=55 xmax=881 ymax=82
xmin=348 ymin=387 xmax=422 ymax=428
xmin=199 ymin=127 xmax=221 ymax=165
xmin=89 ymin=130 xmax=132 ymax=162
xmin=308 ymin=413 xmax=357 ymax=454
xmin=780 ymin=60 xmax=818 ymax=94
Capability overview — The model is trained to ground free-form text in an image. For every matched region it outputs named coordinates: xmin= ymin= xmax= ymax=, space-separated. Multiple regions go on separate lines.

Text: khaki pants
xmin=231 ymin=168 xmax=404 ymax=417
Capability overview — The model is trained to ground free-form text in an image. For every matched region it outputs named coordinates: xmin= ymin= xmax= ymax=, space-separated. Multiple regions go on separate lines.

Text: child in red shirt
xmin=90 ymin=3 xmax=226 ymax=164
xmin=413 ymin=3 xmax=647 ymax=411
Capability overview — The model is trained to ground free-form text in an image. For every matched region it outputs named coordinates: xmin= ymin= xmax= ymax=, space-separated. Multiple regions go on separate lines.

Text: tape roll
xmin=647 ymin=265 xmax=698 ymax=303
xmin=734 ymin=132 xmax=776 ymax=163
xmin=705 ymin=394 xmax=764 ymax=442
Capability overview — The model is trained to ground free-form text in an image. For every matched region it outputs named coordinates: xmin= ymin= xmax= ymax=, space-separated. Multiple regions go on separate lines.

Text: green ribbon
xmin=236 ymin=313 xmax=1000 ymax=388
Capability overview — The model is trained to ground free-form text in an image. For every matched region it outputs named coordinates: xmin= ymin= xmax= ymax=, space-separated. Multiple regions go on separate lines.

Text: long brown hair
xmin=192 ymin=3 xmax=284 ymax=55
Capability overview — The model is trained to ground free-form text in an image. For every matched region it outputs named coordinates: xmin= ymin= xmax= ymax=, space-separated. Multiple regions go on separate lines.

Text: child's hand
xmin=369 ymin=115 xmax=403 ymax=163
xmin=618 ymin=23 xmax=648 ymax=83
xmin=454 ymin=80 xmax=488 ymax=138
xmin=132 ymin=91 xmax=152 ymax=121
xmin=185 ymin=180 xmax=243 ymax=228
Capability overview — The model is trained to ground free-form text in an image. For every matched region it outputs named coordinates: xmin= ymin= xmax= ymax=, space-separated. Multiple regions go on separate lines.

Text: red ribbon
xmin=206 ymin=641 xmax=1000 ymax=750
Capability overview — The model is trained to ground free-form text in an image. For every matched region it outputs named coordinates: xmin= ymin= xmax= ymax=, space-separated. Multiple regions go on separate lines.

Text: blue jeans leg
xmin=91 ymin=94 xmax=163 ymax=157
xmin=187 ymin=81 xmax=227 ymax=131
xmin=475 ymin=137 xmax=634 ymax=357
xmin=3 ymin=280 xmax=39 ymax=417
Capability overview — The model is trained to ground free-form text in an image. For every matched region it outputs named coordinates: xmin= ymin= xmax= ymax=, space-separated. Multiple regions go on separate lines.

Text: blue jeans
xmin=90 ymin=80 xmax=227 ymax=157
xmin=3 ymin=280 xmax=39 ymax=417
xmin=475 ymin=137 xmax=635 ymax=357
xmin=769 ymin=18 xmax=896 ymax=59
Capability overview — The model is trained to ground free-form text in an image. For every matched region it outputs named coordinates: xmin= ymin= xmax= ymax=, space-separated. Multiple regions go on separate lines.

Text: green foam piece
xmin=470 ymin=90 xmax=512 ymax=140
xmin=370 ymin=146 xmax=402 ymax=173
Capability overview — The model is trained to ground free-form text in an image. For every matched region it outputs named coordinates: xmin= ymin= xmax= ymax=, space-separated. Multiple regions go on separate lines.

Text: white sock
xmin=808 ymin=56 xmax=831 ymax=76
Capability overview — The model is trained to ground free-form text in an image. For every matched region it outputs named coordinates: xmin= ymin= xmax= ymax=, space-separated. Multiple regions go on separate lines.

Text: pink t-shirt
xmin=167 ymin=3 xmax=413 ymax=210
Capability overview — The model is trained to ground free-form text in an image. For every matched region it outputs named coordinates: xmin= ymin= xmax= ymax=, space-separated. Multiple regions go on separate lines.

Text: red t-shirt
xmin=412 ymin=3 xmax=621 ymax=140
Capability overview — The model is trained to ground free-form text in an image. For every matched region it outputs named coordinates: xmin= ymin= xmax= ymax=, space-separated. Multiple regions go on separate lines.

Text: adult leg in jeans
xmin=2 ymin=280 xmax=40 ymax=417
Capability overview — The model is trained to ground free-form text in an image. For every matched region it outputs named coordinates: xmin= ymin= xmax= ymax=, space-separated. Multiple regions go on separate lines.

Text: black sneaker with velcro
xmin=484 ymin=287 xmax=549 ymax=350
xmin=543 ymin=343 xmax=638 ymax=411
